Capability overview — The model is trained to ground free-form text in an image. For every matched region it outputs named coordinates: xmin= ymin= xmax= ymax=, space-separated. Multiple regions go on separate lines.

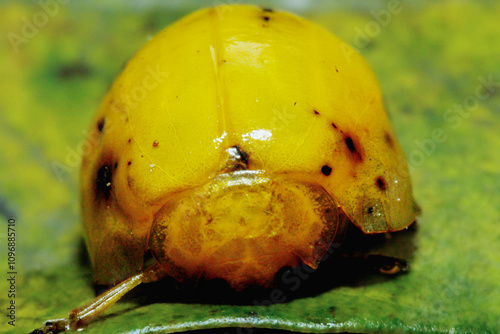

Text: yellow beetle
xmin=35 ymin=4 xmax=418 ymax=332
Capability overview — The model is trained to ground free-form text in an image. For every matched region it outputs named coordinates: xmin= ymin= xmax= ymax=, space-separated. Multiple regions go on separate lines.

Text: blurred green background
xmin=0 ymin=0 xmax=499 ymax=333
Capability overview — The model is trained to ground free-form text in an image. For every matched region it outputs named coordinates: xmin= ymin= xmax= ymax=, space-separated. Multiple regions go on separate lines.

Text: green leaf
xmin=1 ymin=1 xmax=499 ymax=333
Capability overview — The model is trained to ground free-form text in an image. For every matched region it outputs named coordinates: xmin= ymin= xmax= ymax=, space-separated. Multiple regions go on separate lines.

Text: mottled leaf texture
xmin=0 ymin=1 xmax=499 ymax=333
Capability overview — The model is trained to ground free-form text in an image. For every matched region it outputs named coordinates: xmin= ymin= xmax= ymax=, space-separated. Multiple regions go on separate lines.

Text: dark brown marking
xmin=367 ymin=207 xmax=374 ymax=214
xmin=345 ymin=137 xmax=355 ymax=152
xmin=114 ymin=162 xmax=118 ymax=170
xmin=153 ymin=140 xmax=159 ymax=147
xmin=97 ymin=118 xmax=105 ymax=132
xmin=225 ymin=146 xmax=249 ymax=172
xmin=321 ymin=165 xmax=332 ymax=176
xmin=263 ymin=16 xmax=270 ymax=21
xmin=294 ymin=102 xmax=297 ymax=106
xmin=128 ymin=138 xmax=132 ymax=143
xmin=384 ymin=131 xmax=395 ymax=149
xmin=95 ymin=164 xmax=112 ymax=200
xmin=331 ymin=122 xmax=337 ymax=129
xmin=127 ymin=174 xmax=134 ymax=189
xmin=314 ymin=110 xmax=320 ymax=115
xmin=127 ymin=161 xmax=132 ymax=166
xmin=262 ymin=7 xmax=274 ymax=12
xmin=344 ymin=135 xmax=364 ymax=162
xmin=335 ymin=66 xmax=339 ymax=73
xmin=234 ymin=145 xmax=248 ymax=166
xmin=376 ymin=177 xmax=387 ymax=191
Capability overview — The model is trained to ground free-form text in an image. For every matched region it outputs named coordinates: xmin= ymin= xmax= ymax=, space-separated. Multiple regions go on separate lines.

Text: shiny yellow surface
xmin=81 ymin=5 xmax=417 ymax=285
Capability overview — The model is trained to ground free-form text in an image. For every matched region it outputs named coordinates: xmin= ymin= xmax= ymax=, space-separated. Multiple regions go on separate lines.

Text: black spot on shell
xmin=96 ymin=164 xmax=113 ymax=200
xmin=321 ymin=165 xmax=332 ymax=176
xmin=97 ymin=118 xmax=105 ymax=132
xmin=345 ymin=137 xmax=355 ymax=152
xmin=114 ymin=162 xmax=118 ymax=170
xmin=262 ymin=7 xmax=274 ymax=12
xmin=153 ymin=140 xmax=159 ymax=147
xmin=331 ymin=122 xmax=337 ymax=129
xmin=367 ymin=207 xmax=374 ymax=214
xmin=225 ymin=146 xmax=250 ymax=172
xmin=128 ymin=138 xmax=132 ymax=143
xmin=234 ymin=145 xmax=249 ymax=166
xmin=344 ymin=135 xmax=364 ymax=162
xmin=263 ymin=16 xmax=270 ymax=21
xmin=376 ymin=177 xmax=387 ymax=191
xmin=314 ymin=110 xmax=320 ymax=115
xmin=128 ymin=161 xmax=132 ymax=166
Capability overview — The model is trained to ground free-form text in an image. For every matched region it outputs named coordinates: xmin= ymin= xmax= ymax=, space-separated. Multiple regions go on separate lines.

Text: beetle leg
xmin=364 ymin=254 xmax=409 ymax=274
xmin=340 ymin=253 xmax=409 ymax=275
xmin=31 ymin=263 xmax=166 ymax=333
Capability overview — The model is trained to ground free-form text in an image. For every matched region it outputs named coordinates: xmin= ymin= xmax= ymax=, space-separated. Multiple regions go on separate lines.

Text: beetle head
xmin=149 ymin=171 xmax=344 ymax=290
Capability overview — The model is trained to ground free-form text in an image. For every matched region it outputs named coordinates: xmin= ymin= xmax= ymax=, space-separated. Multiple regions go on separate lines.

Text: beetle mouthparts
xmin=149 ymin=171 xmax=342 ymax=290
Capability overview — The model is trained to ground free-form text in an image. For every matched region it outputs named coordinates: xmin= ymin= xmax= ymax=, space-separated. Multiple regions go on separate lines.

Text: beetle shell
xmin=81 ymin=5 xmax=417 ymax=289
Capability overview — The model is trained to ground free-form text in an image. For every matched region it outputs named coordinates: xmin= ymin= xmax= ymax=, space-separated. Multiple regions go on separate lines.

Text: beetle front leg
xmin=363 ymin=253 xmax=409 ymax=275
xmin=31 ymin=263 xmax=166 ymax=333
xmin=339 ymin=253 xmax=409 ymax=276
